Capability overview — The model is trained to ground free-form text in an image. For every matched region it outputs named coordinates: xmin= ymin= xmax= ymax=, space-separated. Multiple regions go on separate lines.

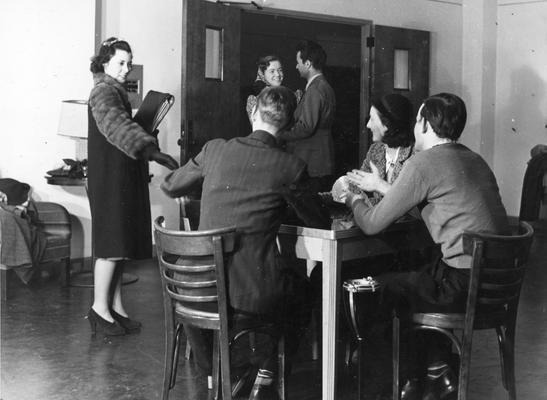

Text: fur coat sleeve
xmin=89 ymin=75 xmax=157 ymax=159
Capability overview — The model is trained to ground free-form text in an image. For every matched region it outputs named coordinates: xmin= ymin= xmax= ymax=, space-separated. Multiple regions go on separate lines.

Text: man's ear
xmin=422 ymin=119 xmax=428 ymax=134
xmin=304 ymin=60 xmax=312 ymax=69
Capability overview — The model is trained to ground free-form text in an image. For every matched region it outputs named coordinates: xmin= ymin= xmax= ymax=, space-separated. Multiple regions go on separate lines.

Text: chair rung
xmin=162 ymin=259 xmax=215 ymax=273
xmin=175 ymin=303 xmax=219 ymax=321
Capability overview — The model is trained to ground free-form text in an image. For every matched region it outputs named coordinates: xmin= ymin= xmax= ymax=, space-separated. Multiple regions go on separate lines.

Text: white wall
xmin=0 ymin=0 xmax=95 ymax=258
xmin=249 ymin=0 xmax=464 ymax=96
xmin=103 ymin=0 xmax=183 ymax=232
xmin=1 ymin=0 xmax=468 ymax=259
xmin=495 ymin=1 xmax=547 ymax=215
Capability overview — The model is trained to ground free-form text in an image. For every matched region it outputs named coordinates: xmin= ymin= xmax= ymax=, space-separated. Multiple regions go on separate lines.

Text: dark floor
xmin=1 ymin=222 xmax=546 ymax=400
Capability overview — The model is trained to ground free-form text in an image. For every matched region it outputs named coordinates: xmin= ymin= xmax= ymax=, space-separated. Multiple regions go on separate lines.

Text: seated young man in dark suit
xmin=161 ymin=86 xmax=330 ymax=399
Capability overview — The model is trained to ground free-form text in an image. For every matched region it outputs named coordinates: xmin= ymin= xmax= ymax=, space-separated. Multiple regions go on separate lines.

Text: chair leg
xmin=278 ymin=335 xmax=286 ymax=400
xmin=357 ymin=337 xmax=365 ymax=400
xmin=184 ymin=338 xmax=192 ymax=360
xmin=458 ymin=331 xmax=473 ymax=400
xmin=249 ymin=331 xmax=257 ymax=353
xmin=344 ymin=336 xmax=353 ymax=368
xmin=392 ymin=315 xmax=400 ymax=400
xmin=219 ymin=329 xmax=232 ymax=400
xmin=497 ymin=325 xmax=517 ymax=400
xmin=212 ymin=332 xmax=220 ymax=400
xmin=310 ymin=307 xmax=320 ymax=361
xmin=162 ymin=319 xmax=177 ymax=400
xmin=59 ymin=257 xmax=70 ymax=287
xmin=1 ymin=269 xmax=7 ymax=301
xmin=170 ymin=324 xmax=184 ymax=389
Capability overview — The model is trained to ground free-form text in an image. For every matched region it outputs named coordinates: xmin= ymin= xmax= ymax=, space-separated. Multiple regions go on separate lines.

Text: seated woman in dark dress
xmin=342 ymin=93 xmax=414 ymax=205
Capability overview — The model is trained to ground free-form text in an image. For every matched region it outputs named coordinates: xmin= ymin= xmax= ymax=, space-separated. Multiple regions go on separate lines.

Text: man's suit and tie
xmin=161 ymin=130 xmax=330 ymax=372
xmin=278 ymin=74 xmax=336 ymax=184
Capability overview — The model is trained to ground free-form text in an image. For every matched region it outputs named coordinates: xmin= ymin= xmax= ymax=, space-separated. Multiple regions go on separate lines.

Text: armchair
xmin=0 ymin=201 xmax=72 ymax=300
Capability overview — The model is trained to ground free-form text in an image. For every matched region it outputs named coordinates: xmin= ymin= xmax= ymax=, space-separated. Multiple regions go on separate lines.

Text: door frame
xmin=242 ymin=7 xmax=373 ymax=162
xmin=180 ymin=2 xmax=373 ymax=164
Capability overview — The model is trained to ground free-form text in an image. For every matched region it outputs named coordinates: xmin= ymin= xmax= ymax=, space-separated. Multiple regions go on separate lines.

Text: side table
xmin=45 ymin=175 xmax=138 ymax=287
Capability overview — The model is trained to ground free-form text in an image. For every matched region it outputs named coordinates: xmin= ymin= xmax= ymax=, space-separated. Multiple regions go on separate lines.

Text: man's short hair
xmin=420 ymin=93 xmax=467 ymax=141
xmin=256 ymin=86 xmax=297 ymax=130
xmin=296 ymin=40 xmax=327 ymax=71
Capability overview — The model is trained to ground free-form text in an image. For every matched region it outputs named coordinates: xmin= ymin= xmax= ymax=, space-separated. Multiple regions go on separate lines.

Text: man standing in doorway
xmin=278 ymin=39 xmax=336 ymax=193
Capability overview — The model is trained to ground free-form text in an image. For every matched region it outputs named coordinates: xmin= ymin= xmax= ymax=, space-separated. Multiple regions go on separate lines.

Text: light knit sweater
xmin=351 ymin=143 xmax=509 ymax=269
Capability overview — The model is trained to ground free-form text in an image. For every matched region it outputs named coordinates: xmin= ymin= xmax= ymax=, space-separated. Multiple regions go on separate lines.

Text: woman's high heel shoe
xmin=110 ymin=309 xmax=142 ymax=333
xmin=86 ymin=308 xmax=125 ymax=336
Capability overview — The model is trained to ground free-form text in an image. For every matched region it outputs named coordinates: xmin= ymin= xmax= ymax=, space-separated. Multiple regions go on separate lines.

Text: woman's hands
xmin=149 ymin=149 xmax=179 ymax=170
xmin=346 ymin=162 xmax=390 ymax=196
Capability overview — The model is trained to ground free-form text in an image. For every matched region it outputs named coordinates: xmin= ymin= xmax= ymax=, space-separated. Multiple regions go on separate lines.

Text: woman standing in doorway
xmin=87 ymin=37 xmax=178 ymax=336
xmin=245 ymin=55 xmax=302 ymax=122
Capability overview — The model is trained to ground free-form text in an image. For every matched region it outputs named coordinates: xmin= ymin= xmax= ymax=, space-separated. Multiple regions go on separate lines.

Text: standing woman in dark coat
xmin=87 ymin=37 xmax=178 ymax=336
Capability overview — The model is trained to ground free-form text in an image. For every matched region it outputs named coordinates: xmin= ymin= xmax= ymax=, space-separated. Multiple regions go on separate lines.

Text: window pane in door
xmin=205 ymin=27 xmax=223 ymax=80
xmin=394 ymin=49 xmax=409 ymax=90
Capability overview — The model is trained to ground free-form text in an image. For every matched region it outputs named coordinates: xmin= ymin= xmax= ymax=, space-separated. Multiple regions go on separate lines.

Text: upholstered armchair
xmin=0 ymin=201 xmax=72 ymax=300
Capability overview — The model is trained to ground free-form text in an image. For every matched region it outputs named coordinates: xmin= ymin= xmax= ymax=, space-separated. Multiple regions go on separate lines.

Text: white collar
xmin=306 ymin=73 xmax=322 ymax=90
xmin=385 ymin=146 xmax=401 ymax=166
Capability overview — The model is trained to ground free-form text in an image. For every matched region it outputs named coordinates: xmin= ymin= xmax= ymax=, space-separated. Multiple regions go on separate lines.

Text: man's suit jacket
xmin=278 ymin=74 xmax=336 ymax=178
xmin=161 ymin=130 xmax=330 ymax=315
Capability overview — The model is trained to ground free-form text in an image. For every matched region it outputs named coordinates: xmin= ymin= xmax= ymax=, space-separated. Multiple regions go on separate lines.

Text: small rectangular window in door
xmin=205 ymin=27 xmax=223 ymax=80
xmin=393 ymin=49 xmax=409 ymax=90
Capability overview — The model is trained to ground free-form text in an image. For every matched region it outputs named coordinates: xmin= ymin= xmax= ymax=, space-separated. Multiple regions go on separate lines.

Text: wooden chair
xmin=153 ymin=216 xmax=286 ymax=400
xmin=392 ymin=221 xmax=534 ymax=400
xmin=177 ymin=195 xmax=201 ymax=231
xmin=1 ymin=201 xmax=72 ymax=300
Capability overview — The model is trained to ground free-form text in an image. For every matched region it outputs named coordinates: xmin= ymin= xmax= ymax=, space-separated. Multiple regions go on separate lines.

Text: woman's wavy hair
xmin=371 ymin=94 xmax=414 ymax=148
xmin=90 ymin=37 xmax=132 ymax=74
xmin=256 ymin=55 xmax=282 ymax=74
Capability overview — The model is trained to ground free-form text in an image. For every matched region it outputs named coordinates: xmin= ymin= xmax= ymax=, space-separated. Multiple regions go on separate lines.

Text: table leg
xmin=322 ymin=239 xmax=341 ymax=400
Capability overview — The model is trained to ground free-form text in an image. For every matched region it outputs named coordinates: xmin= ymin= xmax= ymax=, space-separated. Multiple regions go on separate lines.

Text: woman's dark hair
xmin=419 ymin=93 xmax=467 ymax=141
xmin=90 ymin=37 xmax=132 ymax=74
xmin=256 ymin=55 xmax=282 ymax=74
xmin=372 ymin=94 xmax=414 ymax=148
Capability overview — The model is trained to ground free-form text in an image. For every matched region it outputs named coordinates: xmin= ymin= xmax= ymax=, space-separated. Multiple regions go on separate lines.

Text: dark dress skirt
xmin=87 ymin=106 xmax=152 ymax=260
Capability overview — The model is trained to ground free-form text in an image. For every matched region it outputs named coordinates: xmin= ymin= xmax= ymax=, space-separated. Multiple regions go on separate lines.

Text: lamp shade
xmin=57 ymin=100 xmax=88 ymax=138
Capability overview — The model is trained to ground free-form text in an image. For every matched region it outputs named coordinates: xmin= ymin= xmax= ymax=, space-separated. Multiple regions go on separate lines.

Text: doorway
xmin=239 ymin=12 xmax=362 ymax=176
xmin=180 ymin=1 xmax=430 ymax=175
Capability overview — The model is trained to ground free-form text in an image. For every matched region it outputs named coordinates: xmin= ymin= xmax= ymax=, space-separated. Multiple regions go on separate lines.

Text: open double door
xmin=179 ymin=0 xmax=429 ymax=172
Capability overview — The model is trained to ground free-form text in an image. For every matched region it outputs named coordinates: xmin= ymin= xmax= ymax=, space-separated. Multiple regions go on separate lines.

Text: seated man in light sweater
xmin=340 ymin=93 xmax=510 ymax=400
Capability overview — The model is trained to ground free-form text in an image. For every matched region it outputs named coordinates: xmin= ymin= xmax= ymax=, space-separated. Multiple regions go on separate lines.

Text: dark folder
xmin=133 ymin=90 xmax=175 ymax=135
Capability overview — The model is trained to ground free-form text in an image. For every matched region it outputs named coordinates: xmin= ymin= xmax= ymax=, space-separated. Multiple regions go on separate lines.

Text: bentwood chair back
xmin=392 ymin=221 xmax=534 ymax=400
xmin=154 ymin=217 xmax=236 ymax=400
xmin=154 ymin=217 xmax=287 ymax=400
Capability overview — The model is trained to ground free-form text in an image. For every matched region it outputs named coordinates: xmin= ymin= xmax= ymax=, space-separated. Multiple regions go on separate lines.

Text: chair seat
xmin=42 ymin=233 xmax=70 ymax=262
xmin=392 ymin=221 xmax=534 ymax=400
xmin=411 ymin=308 xmax=509 ymax=331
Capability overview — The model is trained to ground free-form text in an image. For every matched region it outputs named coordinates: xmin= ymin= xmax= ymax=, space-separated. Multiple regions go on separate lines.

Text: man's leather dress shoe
xmin=400 ymin=378 xmax=423 ymax=400
xmin=422 ymin=366 xmax=458 ymax=400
